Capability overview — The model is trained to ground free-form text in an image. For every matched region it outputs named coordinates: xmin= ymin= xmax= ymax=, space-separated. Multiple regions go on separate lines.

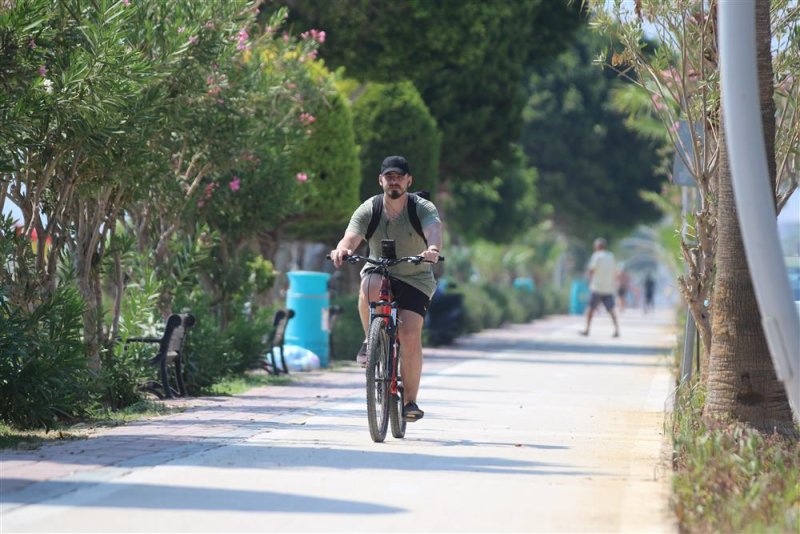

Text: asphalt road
xmin=1 ymin=309 xmax=678 ymax=533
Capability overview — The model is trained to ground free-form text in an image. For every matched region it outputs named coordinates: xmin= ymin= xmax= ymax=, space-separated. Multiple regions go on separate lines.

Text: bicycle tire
xmin=366 ymin=318 xmax=390 ymax=442
xmin=389 ymin=346 xmax=406 ymax=438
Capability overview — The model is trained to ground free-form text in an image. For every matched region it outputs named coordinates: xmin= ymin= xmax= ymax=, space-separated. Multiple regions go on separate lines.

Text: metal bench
xmin=125 ymin=313 xmax=196 ymax=399
xmin=262 ymin=309 xmax=294 ymax=376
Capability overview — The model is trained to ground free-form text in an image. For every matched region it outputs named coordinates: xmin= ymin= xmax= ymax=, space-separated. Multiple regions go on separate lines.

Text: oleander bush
xmin=0 ymin=285 xmax=95 ymax=430
xmin=0 ymin=218 xmax=96 ymax=429
xmin=101 ymin=260 xmax=165 ymax=410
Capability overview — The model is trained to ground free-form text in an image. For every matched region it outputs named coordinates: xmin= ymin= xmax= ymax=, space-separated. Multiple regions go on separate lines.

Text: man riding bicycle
xmin=330 ymin=155 xmax=442 ymax=422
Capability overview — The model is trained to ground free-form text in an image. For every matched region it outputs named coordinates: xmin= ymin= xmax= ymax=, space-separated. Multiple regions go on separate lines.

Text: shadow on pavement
xmin=1 ymin=479 xmax=404 ymax=514
xmin=461 ymin=338 xmax=670 ymax=356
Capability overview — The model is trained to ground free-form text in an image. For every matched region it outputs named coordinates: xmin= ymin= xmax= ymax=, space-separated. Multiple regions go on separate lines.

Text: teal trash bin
xmin=569 ymin=279 xmax=590 ymax=315
xmin=285 ymin=271 xmax=331 ymax=367
xmin=513 ymin=277 xmax=535 ymax=293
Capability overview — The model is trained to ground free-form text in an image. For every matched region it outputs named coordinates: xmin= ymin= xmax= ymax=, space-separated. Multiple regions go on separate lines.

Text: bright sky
xmin=3 ymin=193 xmax=22 ymax=224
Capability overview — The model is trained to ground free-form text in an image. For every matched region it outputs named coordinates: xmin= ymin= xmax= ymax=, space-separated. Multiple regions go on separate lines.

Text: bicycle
xmin=327 ymin=240 xmax=442 ymax=442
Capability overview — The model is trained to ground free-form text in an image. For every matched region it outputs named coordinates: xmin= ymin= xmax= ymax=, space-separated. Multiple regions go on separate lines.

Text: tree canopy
xmin=520 ymin=27 xmax=666 ymax=239
xmin=448 ymin=145 xmax=543 ymax=244
xmin=351 ymin=81 xmax=440 ymax=202
xmin=267 ymin=0 xmax=584 ymax=182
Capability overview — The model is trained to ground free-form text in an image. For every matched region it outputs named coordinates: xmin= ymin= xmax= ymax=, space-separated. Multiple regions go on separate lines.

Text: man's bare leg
xmin=609 ymin=308 xmax=620 ymax=337
xmin=356 ymin=276 xmax=384 ymax=362
xmin=581 ymin=307 xmax=595 ymax=336
xmin=358 ymin=276 xmax=379 ymax=335
xmin=397 ymin=309 xmax=424 ymax=404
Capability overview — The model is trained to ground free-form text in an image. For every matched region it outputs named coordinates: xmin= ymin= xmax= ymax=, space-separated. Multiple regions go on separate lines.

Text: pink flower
xmin=38 ymin=65 xmax=47 ymax=76
xmin=206 ymin=74 xmax=223 ymax=95
xmin=300 ymin=29 xmax=326 ymax=43
xmin=123 ymin=0 xmax=130 ymax=5
xmin=177 ymin=26 xmax=185 ymax=34
xmin=28 ymin=39 xmax=36 ymax=49
xmin=188 ymin=35 xmax=199 ymax=45
xmin=651 ymin=93 xmax=666 ymax=112
xmin=299 ymin=112 xmax=316 ymax=125
xmin=236 ymin=28 xmax=249 ymax=50
xmin=229 ymin=176 xmax=241 ymax=192
xmin=205 ymin=21 xmax=215 ymax=29
xmin=296 ymin=172 xmax=308 ymax=183
xmin=670 ymin=122 xmax=680 ymax=134
xmin=203 ymin=182 xmax=219 ymax=199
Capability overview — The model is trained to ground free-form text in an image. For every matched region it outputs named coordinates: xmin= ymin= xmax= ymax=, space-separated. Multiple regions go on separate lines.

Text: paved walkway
xmin=1 ymin=309 xmax=678 ymax=532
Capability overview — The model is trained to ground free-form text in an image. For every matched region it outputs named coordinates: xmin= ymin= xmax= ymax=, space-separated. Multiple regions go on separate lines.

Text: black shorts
xmin=363 ymin=272 xmax=431 ymax=318
xmin=589 ymin=292 xmax=615 ymax=312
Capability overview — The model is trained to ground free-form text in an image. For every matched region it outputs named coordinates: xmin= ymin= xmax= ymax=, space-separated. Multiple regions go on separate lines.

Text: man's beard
xmin=387 ymin=189 xmax=403 ymax=199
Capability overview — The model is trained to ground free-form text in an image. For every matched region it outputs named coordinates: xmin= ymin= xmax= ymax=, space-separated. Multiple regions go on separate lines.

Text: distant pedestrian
xmin=580 ymin=238 xmax=620 ymax=338
xmin=643 ymin=273 xmax=656 ymax=314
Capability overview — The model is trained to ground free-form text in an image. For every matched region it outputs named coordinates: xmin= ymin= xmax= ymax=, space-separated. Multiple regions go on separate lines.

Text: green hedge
xmin=328 ymin=281 xmax=567 ymax=356
xmin=286 ymin=69 xmax=361 ymax=242
xmin=455 ymin=282 xmax=567 ymax=333
xmin=351 ymin=81 xmax=440 ymax=201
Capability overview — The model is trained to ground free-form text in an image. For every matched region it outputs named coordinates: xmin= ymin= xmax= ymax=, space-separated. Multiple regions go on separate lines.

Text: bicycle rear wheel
xmin=366 ymin=318 xmax=390 ymax=442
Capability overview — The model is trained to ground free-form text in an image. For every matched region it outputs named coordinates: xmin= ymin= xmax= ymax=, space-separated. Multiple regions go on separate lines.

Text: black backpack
xmin=364 ymin=191 xmax=430 ymax=246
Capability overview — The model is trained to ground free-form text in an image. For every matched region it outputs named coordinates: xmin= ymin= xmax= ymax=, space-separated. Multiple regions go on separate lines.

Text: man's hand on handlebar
xmin=420 ymin=246 xmax=440 ymax=264
xmin=329 ymin=248 xmax=352 ymax=268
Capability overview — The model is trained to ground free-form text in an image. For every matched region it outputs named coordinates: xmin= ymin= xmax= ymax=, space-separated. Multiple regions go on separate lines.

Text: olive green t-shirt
xmin=346 ymin=195 xmax=441 ymax=298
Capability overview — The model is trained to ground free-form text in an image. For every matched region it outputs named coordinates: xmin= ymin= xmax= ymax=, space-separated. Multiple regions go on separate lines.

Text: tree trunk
xmin=705 ymin=0 xmax=795 ymax=435
xmin=75 ymin=198 xmax=103 ymax=371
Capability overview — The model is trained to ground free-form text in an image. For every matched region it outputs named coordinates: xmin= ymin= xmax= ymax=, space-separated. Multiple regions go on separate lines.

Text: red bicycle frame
xmin=372 ymin=276 xmax=400 ymax=396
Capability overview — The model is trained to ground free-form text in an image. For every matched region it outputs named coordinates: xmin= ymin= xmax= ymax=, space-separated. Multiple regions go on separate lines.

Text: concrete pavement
xmin=1 ymin=308 xmax=679 ymax=532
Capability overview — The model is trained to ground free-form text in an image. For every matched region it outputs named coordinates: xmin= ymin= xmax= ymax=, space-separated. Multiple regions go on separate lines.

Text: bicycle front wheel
xmin=366 ymin=318 xmax=390 ymax=442
xmin=389 ymin=346 xmax=406 ymax=439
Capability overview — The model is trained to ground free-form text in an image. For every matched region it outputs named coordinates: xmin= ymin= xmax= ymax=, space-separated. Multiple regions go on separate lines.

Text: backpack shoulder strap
xmin=407 ymin=193 xmax=428 ymax=245
xmin=364 ymin=194 xmax=383 ymax=241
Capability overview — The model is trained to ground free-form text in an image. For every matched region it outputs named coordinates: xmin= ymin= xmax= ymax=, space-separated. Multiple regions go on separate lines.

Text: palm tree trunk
xmin=704 ymin=0 xmax=795 ymax=435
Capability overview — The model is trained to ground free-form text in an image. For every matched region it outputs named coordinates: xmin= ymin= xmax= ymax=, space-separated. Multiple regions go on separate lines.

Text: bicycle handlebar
xmin=325 ymin=253 xmax=444 ymax=266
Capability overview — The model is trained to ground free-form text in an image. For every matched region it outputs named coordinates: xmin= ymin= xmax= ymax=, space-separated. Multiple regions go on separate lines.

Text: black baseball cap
xmin=380 ymin=155 xmax=410 ymax=176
